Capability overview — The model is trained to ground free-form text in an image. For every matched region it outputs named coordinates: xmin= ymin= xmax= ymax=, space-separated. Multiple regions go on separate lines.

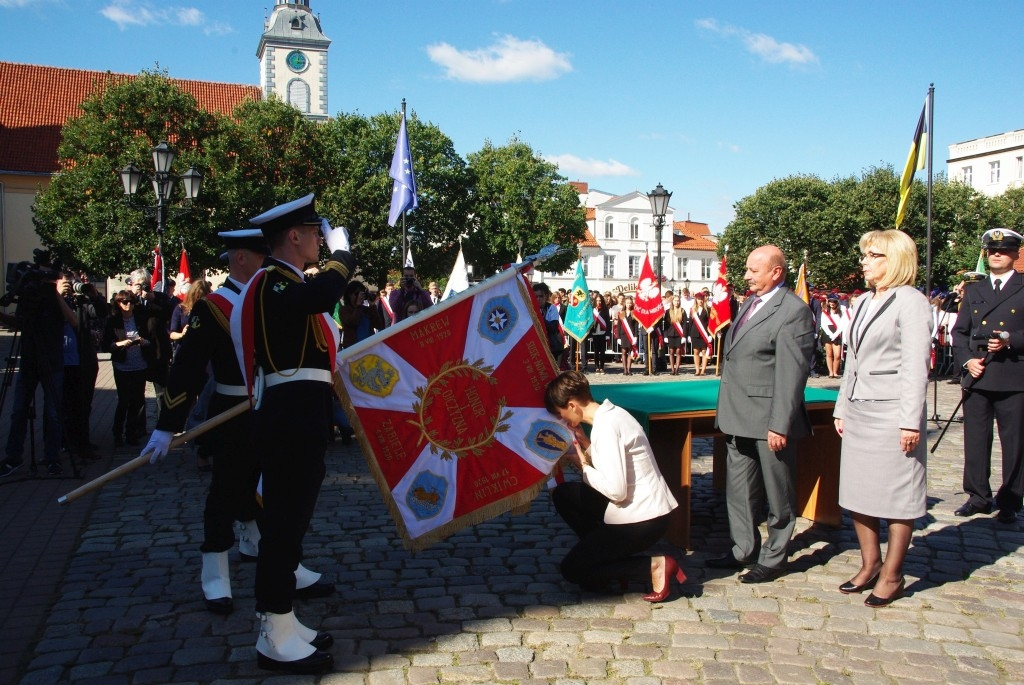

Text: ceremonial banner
xmin=708 ymin=252 xmax=732 ymax=335
xmin=150 ymin=246 xmax=163 ymax=292
xmin=174 ymin=247 xmax=192 ymax=297
xmin=336 ymin=267 xmax=573 ymax=550
xmin=563 ymin=261 xmax=593 ymax=343
xmin=633 ymin=254 xmax=664 ymax=332
xmin=793 ymin=260 xmax=809 ymax=305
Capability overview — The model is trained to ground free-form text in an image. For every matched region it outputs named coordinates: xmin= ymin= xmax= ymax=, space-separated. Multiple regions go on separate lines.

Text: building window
xmin=701 ymin=258 xmax=713 ymax=280
xmin=1017 ymin=156 xmax=1023 ymax=180
xmin=628 ymin=256 xmax=641 ymax=279
xmin=287 ymin=79 xmax=311 ymax=113
xmin=990 ymin=160 xmax=1001 ymax=184
xmin=677 ymin=257 xmax=689 ymax=281
xmin=581 ymin=258 xmax=589 ymax=279
xmin=630 ymin=218 xmax=640 ymax=240
xmin=603 ymin=255 xmax=615 ymax=278
xmin=604 ymin=218 xmax=614 ymax=239
xmin=657 ymin=257 xmax=665 ymax=280
xmin=962 ymin=166 xmax=972 ymax=185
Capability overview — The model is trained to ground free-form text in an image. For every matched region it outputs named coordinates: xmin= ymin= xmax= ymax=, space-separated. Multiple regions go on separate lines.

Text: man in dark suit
xmin=952 ymin=228 xmax=1024 ymax=524
xmin=710 ymin=245 xmax=815 ymax=583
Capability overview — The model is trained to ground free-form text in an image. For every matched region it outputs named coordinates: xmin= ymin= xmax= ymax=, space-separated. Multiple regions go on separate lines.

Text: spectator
xmin=103 ymin=290 xmax=153 ymax=447
xmin=58 ymin=271 xmax=108 ymax=462
xmin=388 ymin=266 xmax=432 ymax=324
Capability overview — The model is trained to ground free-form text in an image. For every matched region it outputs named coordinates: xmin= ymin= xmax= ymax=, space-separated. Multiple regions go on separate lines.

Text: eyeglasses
xmin=860 ymin=252 xmax=886 ymax=261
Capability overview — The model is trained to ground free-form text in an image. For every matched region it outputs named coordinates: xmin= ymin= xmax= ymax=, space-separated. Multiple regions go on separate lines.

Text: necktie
xmin=994 ymin=279 xmax=1002 ymax=294
xmin=733 ymin=296 xmax=761 ymax=334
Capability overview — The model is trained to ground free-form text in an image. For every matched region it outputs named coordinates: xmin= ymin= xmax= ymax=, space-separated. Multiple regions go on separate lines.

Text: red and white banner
xmin=174 ymin=247 xmax=192 ymax=297
xmin=633 ymin=254 xmax=664 ymax=332
xmin=708 ymin=252 xmax=731 ymax=335
xmin=336 ymin=268 xmax=573 ymax=550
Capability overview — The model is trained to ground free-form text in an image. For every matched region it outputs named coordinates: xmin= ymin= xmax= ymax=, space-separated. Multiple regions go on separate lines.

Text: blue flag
xmin=563 ymin=261 xmax=594 ymax=343
xmin=388 ymin=113 xmax=419 ymax=227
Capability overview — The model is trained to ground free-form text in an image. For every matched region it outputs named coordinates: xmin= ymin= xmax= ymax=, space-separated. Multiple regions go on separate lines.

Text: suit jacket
xmin=716 ymin=286 xmax=814 ymax=440
xmin=952 ymin=270 xmax=1024 ymax=392
xmin=834 ymin=286 xmax=931 ymax=430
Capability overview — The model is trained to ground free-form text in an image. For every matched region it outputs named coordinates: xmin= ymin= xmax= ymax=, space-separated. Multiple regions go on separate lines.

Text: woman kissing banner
xmin=336 ymin=267 xmax=573 ymax=550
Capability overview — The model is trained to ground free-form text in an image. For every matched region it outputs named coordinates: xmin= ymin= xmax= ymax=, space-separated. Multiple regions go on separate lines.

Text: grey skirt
xmin=838 ymin=399 xmax=927 ymax=519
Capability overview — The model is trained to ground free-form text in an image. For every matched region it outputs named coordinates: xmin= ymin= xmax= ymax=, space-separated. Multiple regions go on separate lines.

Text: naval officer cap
xmin=217 ymin=228 xmax=270 ymax=261
xmin=982 ymin=228 xmax=1023 ymax=251
xmin=250 ymin=193 xmax=321 ymax=237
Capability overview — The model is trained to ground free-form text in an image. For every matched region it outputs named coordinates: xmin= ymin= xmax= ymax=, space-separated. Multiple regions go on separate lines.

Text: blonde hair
xmin=859 ymin=230 xmax=918 ymax=289
xmin=182 ymin=280 xmax=211 ymax=314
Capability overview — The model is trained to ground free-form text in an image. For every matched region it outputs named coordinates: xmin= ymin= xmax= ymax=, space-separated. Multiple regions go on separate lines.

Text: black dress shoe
xmin=954 ymin=500 xmax=992 ymax=517
xmin=864 ymin=576 xmax=905 ymax=607
xmin=205 ymin=597 xmax=233 ymax=615
xmin=998 ymin=509 xmax=1018 ymax=524
xmin=838 ymin=572 xmax=879 ymax=595
xmin=257 ymin=650 xmax=333 ymax=674
xmin=310 ymin=631 xmax=334 ymax=650
xmin=706 ymin=553 xmax=756 ymax=570
xmin=294 ymin=578 xmax=335 ymax=599
xmin=739 ymin=564 xmax=786 ymax=584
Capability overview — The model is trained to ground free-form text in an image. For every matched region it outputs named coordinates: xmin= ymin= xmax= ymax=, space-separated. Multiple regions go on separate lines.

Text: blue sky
xmin=3 ymin=0 xmax=1023 ymax=232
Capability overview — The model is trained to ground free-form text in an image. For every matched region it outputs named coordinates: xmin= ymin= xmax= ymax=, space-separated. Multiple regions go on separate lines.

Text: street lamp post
xmin=647 ymin=183 xmax=672 ymax=293
xmin=119 ymin=141 xmax=202 ymax=291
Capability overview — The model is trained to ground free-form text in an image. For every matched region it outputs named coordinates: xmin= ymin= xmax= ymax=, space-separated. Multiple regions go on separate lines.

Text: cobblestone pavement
xmin=3 ymin=337 xmax=1024 ymax=684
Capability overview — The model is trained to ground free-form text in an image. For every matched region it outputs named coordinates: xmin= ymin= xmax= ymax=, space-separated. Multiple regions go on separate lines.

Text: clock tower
xmin=257 ymin=0 xmax=330 ymax=122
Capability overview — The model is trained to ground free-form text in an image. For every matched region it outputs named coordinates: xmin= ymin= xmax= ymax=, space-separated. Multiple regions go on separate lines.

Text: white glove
xmin=143 ymin=430 xmax=174 ymax=464
xmin=321 ymin=218 xmax=350 ymax=253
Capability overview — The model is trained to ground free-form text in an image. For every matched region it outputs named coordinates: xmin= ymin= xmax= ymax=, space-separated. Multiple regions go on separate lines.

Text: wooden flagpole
xmin=57 ymin=400 xmax=251 ymax=505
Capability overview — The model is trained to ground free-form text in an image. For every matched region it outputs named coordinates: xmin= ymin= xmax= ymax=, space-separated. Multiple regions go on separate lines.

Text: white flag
xmin=441 ymin=247 xmax=470 ymax=300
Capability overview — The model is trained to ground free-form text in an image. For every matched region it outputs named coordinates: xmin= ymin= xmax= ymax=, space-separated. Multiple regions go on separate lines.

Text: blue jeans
xmin=6 ymin=361 xmax=64 ymax=464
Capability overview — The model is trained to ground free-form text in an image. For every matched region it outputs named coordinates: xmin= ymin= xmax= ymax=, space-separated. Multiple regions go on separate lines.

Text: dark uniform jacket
xmin=952 ymin=271 xmax=1024 ymax=392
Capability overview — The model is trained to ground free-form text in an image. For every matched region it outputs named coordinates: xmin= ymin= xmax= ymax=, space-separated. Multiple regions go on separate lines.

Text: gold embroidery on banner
xmin=349 ymin=355 xmax=399 ymax=397
xmin=409 ymin=358 xmax=509 ymax=461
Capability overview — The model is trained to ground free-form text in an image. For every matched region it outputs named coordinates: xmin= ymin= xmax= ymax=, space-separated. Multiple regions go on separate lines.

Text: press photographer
xmin=58 ymin=270 xmax=109 ymax=462
xmin=0 ymin=249 xmax=77 ymax=477
xmin=387 ymin=265 xmax=432 ymax=324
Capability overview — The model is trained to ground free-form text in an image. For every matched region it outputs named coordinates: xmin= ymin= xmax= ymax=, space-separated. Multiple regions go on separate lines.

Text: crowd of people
xmin=0 ymin=210 xmax=1019 ymax=671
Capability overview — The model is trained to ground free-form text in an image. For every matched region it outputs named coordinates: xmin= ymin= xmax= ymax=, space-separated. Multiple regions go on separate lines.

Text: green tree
xmin=318 ymin=111 xmax=472 ymax=288
xmin=464 ymin=138 xmax=587 ymax=277
xmin=721 ymin=175 xmax=859 ymax=290
xmin=33 ymin=69 xmax=224 ymax=276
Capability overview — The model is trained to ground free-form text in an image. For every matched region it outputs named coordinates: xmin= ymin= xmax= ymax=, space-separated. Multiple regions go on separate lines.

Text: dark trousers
xmin=963 ymin=389 xmax=1024 ymax=512
xmin=6 ymin=361 xmax=63 ymax=464
xmin=201 ymin=402 xmax=263 ymax=553
xmin=552 ymin=481 xmax=669 ymax=589
xmin=592 ymin=335 xmax=607 ymax=370
xmin=61 ymin=362 xmax=97 ymax=455
xmin=253 ymin=383 xmax=331 ymax=614
xmin=111 ymin=367 xmax=147 ymax=440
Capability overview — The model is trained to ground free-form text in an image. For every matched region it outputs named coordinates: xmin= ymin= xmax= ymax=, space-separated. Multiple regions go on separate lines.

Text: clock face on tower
xmin=286 ymin=50 xmax=308 ymax=73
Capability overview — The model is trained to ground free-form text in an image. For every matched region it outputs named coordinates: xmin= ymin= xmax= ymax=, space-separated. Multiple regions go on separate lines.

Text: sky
xmin=3 ymin=0 xmax=1024 ymax=233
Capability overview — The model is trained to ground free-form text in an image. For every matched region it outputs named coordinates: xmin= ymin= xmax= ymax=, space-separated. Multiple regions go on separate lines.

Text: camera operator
xmin=0 ymin=253 xmax=77 ymax=477
xmin=387 ymin=266 xmax=432 ymax=324
xmin=58 ymin=270 xmax=109 ymax=461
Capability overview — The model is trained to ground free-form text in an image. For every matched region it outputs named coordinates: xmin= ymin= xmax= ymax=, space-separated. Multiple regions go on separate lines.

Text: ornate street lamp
xmin=647 ymin=183 xmax=672 ymax=291
xmin=119 ymin=140 xmax=202 ymax=291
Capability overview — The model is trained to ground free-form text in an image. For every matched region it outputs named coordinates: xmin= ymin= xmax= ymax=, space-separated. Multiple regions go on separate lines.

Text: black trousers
xmin=111 ymin=367 xmax=147 ymax=440
xmin=200 ymin=397 xmax=263 ymax=553
xmin=591 ymin=335 xmax=607 ymax=370
xmin=963 ymin=389 xmax=1024 ymax=512
xmin=253 ymin=382 xmax=331 ymax=614
xmin=552 ymin=481 xmax=669 ymax=589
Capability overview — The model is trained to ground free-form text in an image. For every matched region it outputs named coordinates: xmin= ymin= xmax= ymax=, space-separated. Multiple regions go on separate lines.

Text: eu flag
xmin=388 ymin=113 xmax=419 ymax=227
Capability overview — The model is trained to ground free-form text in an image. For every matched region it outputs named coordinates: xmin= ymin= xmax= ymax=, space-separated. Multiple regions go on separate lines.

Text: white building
xmin=536 ymin=182 xmax=720 ymax=296
xmin=947 ymin=129 xmax=1024 ymax=197
xmin=258 ymin=0 xmax=331 ymax=122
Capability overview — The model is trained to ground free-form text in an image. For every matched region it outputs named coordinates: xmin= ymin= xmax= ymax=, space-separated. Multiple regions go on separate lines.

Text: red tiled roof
xmin=674 ymin=219 xmax=710 ymax=236
xmin=585 ymin=207 xmax=596 ymax=221
xmin=569 ymin=181 xmax=589 ymax=194
xmin=580 ymin=228 xmax=599 ymax=248
xmin=673 ymin=230 xmax=717 ymax=252
xmin=0 ymin=62 xmax=262 ymax=174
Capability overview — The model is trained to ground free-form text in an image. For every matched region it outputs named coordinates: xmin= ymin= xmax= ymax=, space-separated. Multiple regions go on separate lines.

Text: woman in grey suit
xmin=833 ymin=229 xmax=931 ymax=607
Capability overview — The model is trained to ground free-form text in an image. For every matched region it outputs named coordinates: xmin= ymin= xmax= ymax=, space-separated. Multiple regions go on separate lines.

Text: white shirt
xmin=582 ymin=400 xmax=679 ymax=525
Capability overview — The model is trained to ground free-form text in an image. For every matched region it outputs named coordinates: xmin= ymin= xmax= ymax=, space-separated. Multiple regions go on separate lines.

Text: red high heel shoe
xmin=642 ymin=556 xmax=686 ymax=602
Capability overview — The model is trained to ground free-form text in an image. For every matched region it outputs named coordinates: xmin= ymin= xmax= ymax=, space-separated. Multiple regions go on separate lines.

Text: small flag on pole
xmin=563 ymin=261 xmax=594 ymax=343
xmin=896 ymin=99 xmax=928 ymax=228
xmin=441 ymin=247 xmax=470 ymax=300
xmin=174 ymin=247 xmax=192 ymax=297
xmin=405 ymin=248 xmax=415 ymax=269
xmin=150 ymin=246 xmax=163 ymax=292
xmin=388 ymin=111 xmax=419 ymax=227
xmin=708 ymin=252 xmax=732 ymax=335
xmin=794 ymin=261 xmax=810 ymax=305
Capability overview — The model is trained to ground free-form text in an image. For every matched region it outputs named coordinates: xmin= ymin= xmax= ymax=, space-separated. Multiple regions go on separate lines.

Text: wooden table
xmin=593 ymin=380 xmax=841 ymax=550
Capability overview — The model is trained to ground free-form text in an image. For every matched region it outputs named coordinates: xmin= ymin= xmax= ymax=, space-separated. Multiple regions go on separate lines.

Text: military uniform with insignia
xmin=234 ymin=194 xmax=354 ymax=674
xmin=951 ymin=228 xmax=1024 ymax=523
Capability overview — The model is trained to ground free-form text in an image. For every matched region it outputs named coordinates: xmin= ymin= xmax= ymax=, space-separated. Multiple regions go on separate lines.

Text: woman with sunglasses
xmin=103 ymin=290 xmax=152 ymax=447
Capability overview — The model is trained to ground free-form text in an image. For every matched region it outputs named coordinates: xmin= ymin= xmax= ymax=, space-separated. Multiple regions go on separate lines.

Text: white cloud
xmin=544 ymin=154 xmax=639 ymax=178
xmin=427 ymin=34 xmax=572 ymax=83
xmin=717 ymin=141 xmax=742 ymax=154
xmin=99 ymin=0 xmax=232 ymax=34
xmin=696 ymin=18 xmax=818 ymax=67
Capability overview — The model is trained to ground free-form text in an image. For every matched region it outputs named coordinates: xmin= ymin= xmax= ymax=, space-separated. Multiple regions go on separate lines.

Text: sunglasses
xmin=987 ymin=247 xmax=1017 ymax=255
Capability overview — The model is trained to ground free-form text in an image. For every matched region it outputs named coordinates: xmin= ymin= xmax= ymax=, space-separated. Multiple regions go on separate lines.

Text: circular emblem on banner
xmin=410 ymin=359 xmax=510 ymax=461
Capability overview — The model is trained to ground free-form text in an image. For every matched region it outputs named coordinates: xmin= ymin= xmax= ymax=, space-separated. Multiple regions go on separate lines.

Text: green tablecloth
xmin=592 ymin=378 xmax=838 ymax=431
